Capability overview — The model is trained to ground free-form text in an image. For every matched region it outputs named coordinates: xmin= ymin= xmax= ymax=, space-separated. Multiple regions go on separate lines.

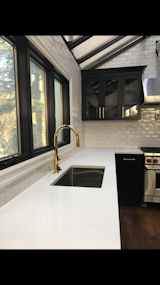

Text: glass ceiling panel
xmin=63 ymin=35 xmax=80 ymax=41
xmin=72 ymin=36 xmax=116 ymax=59
xmin=79 ymin=35 xmax=140 ymax=69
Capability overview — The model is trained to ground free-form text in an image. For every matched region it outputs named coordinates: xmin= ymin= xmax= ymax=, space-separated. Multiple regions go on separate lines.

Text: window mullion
xmin=47 ymin=69 xmax=55 ymax=148
xmin=14 ymin=46 xmax=21 ymax=154
xmin=17 ymin=42 xmax=33 ymax=157
xmin=30 ymin=60 xmax=48 ymax=150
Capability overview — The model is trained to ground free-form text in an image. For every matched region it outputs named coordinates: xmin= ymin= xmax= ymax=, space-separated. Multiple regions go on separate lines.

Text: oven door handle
xmin=145 ymin=166 xmax=160 ymax=170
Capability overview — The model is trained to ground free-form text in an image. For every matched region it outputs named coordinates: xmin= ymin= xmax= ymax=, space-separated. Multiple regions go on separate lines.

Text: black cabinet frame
xmin=82 ymin=66 xmax=146 ymax=121
xmin=101 ymin=75 xmax=122 ymax=120
xmin=82 ymin=77 xmax=103 ymax=120
xmin=121 ymin=74 xmax=142 ymax=121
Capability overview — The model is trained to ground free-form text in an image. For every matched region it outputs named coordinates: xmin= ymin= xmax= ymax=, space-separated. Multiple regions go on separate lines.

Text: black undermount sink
xmin=51 ymin=166 xmax=105 ymax=188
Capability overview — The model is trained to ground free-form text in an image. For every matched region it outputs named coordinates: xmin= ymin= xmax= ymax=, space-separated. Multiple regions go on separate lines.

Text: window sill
xmin=0 ymin=143 xmax=74 ymax=189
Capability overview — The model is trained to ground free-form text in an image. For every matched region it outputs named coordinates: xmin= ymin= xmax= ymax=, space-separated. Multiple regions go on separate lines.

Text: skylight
xmin=62 ymin=35 xmax=150 ymax=70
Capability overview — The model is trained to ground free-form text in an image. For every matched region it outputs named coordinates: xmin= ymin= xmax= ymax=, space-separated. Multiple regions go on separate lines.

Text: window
xmin=54 ymin=70 xmax=70 ymax=148
xmin=30 ymin=60 xmax=48 ymax=149
xmin=0 ymin=36 xmax=70 ymax=170
xmin=54 ymin=78 xmax=63 ymax=143
xmin=0 ymin=36 xmax=19 ymax=158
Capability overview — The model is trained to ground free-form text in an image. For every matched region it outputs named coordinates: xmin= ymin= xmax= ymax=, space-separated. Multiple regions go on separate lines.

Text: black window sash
xmin=0 ymin=36 xmax=70 ymax=170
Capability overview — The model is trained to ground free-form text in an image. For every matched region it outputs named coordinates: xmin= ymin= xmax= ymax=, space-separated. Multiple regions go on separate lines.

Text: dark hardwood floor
xmin=119 ymin=203 xmax=160 ymax=249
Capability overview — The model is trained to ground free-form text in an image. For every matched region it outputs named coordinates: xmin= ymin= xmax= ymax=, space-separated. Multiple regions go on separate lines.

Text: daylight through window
xmin=0 ymin=36 xmax=70 ymax=170
xmin=30 ymin=60 xmax=48 ymax=149
xmin=54 ymin=79 xmax=63 ymax=143
xmin=0 ymin=36 xmax=19 ymax=158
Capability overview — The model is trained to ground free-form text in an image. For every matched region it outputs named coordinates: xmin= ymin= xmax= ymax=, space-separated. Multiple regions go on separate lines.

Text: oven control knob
xmin=147 ymin=159 xmax=151 ymax=163
xmin=154 ymin=159 xmax=158 ymax=163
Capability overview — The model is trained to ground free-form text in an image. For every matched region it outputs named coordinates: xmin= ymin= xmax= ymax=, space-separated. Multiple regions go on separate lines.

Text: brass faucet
xmin=54 ymin=124 xmax=80 ymax=173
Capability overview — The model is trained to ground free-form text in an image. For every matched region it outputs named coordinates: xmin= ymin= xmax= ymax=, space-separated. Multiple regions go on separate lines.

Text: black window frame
xmin=54 ymin=68 xmax=70 ymax=148
xmin=0 ymin=35 xmax=70 ymax=170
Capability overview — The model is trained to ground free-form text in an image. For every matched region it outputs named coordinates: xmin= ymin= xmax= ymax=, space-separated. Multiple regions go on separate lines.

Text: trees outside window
xmin=0 ymin=36 xmax=18 ymax=158
xmin=30 ymin=60 xmax=48 ymax=149
xmin=0 ymin=36 xmax=70 ymax=170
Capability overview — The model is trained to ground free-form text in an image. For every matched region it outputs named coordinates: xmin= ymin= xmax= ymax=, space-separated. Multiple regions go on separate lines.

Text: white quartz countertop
xmin=0 ymin=148 xmax=143 ymax=249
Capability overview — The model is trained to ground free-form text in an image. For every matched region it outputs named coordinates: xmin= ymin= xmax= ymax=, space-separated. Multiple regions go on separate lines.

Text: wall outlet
xmin=155 ymin=114 xmax=160 ymax=120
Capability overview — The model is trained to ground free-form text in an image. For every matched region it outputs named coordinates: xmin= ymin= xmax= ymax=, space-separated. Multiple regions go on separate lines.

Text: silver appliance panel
xmin=145 ymin=156 xmax=160 ymax=165
xmin=142 ymin=78 xmax=160 ymax=104
xmin=144 ymin=153 xmax=160 ymax=157
xmin=144 ymin=168 xmax=160 ymax=203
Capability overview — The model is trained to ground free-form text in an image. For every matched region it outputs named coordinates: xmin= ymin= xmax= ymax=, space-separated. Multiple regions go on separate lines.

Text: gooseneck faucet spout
xmin=54 ymin=124 xmax=80 ymax=173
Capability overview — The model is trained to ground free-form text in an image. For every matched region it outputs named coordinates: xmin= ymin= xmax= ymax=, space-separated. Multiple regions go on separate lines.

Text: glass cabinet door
xmin=122 ymin=75 xmax=141 ymax=119
xmin=83 ymin=78 xmax=102 ymax=119
xmin=104 ymin=77 xmax=121 ymax=119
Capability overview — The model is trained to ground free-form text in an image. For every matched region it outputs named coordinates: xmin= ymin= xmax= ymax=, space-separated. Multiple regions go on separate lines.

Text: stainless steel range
xmin=140 ymin=147 xmax=160 ymax=203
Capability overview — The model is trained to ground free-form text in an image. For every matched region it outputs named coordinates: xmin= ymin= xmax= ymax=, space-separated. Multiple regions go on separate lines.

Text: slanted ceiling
xmin=62 ymin=35 xmax=150 ymax=70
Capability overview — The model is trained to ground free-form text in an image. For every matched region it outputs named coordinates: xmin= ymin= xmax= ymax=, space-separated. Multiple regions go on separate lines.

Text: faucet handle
xmin=58 ymin=156 xmax=67 ymax=161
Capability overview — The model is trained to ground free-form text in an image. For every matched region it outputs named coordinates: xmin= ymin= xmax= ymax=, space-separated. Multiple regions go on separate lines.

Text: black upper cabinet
xmin=82 ymin=66 xmax=146 ymax=120
xmin=82 ymin=77 xmax=103 ymax=120
xmin=103 ymin=76 xmax=121 ymax=119
xmin=121 ymin=74 xmax=142 ymax=120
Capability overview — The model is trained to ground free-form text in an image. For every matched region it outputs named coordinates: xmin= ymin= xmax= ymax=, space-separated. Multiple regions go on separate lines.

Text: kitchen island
xmin=0 ymin=148 xmax=143 ymax=249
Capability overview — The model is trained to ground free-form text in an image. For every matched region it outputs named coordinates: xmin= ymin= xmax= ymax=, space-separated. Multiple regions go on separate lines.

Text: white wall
xmin=84 ymin=36 xmax=160 ymax=149
xmin=0 ymin=35 xmax=84 ymax=208
xmin=84 ymin=107 xmax=160 ymax=149
xmin=31 ymin=35 xmax=84 ymax=148
xmin=97 ymin=36 xmax=160 ymax=78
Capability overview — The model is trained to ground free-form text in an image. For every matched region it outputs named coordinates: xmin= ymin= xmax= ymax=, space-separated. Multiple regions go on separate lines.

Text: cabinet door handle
xmin=99 ymin=107 xmax=101 ymax=119
xmin=122 ymin=106 xmax=124 ymax=118
xmin=103 ymin=107 xmax=105 ymax=118
xmin=123 ymin=158 xmax=136 ymax=161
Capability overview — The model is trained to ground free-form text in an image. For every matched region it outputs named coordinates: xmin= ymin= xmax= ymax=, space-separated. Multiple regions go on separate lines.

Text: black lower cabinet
xmin=115 ymin=154 xmax=144 ymax=207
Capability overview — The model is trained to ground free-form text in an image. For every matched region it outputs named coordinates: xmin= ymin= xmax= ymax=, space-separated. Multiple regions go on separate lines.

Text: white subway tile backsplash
xmin=28 ymin=172 xmax=38 ymax=187
xmin=0 ymin=163 xmax=55 ymax=208
xmin=19 ymin=178 xmax=30 ymax=194
xmin=0 ymin=182 xmax=13 ymax=195
xmin=6 ymin=184 xmax=19 ymax=203
xmin=97 ymin=36 xmax=160 ymax=78
xmin=0 ymin=192 xmax=5 ymax=208
xmin=84 ymin=106 xmax=160 ymax=149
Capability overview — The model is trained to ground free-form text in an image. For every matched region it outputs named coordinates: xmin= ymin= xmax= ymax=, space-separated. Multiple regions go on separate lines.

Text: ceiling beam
xmin=77 ymin=35 xmax=126 ymax=65
xmin=87 ymin=35 xmax=150 ymax=70
xmin=61 ymin=36 xmax=81 ymax=68
xmin=67 ymin=36 xmax=93 ymax=50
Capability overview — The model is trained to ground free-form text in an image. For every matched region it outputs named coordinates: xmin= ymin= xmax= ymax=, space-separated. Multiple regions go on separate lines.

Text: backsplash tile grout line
xmin=84 ymin=106 xmax=160 ymax=149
